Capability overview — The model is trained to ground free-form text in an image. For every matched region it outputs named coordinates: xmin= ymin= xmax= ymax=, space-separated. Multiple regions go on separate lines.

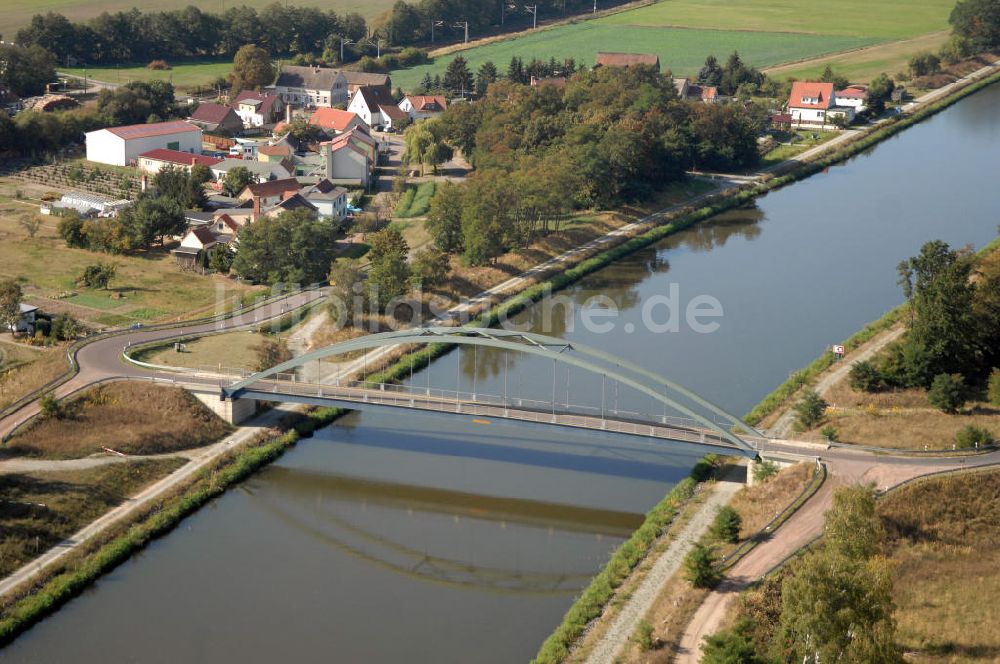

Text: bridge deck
xmin=230 ymin=380 xmax=760 ymax=457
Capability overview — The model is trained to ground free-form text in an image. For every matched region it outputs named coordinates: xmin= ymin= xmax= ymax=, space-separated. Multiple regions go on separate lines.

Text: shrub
xmin=955 ymin=425 xmax=994 ymax=449
xmin=38 ymin=393 xmax=63 ymax=420
xmin=909 ymin=52 xmax=941 ymax=78
xmin=711 ymin=506 xmax=742 ymax=543
xmin=793 ymin=390 xmax=828 ymax=430
xmin=147 ymin=60 xmax=171 ymax=70
xmin=820 ymin=425 xmax=839 ymax=443
xmin=753 ymin=459 xmax=779 ymax=483
xmin=927 ymin=373 xmax=966 ymax=413
xmin=684 ymin=543 xmax=720 ymax=588
xmin=691 ymin=453 xmax=720 ymax=481
xmin=635 ymin=620 xmax=655 ymax=651
xmin=848 ymin=360 xmax=884 ymax=392
xmin=988 ymin=368 xmax=1000 ymax=406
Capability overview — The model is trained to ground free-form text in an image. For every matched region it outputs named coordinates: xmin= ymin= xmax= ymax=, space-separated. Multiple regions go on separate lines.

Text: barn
xmin=85 ymin=121 xmax=203 ymax=167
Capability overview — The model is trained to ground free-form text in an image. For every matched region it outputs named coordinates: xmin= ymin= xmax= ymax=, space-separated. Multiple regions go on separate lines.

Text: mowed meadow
xmin=390 ymin=0 xmax=957 ymax=90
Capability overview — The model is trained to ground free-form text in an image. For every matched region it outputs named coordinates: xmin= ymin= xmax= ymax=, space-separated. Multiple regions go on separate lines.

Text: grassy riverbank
xmin=0 ymin=405 xmax=345 ymax=644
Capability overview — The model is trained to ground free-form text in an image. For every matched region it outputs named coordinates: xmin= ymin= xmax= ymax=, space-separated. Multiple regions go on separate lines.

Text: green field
xmin=390 ymin=0 xmax=955 ymax=91
xmin=1 ymin=0 xmax=395 ymax=48
xmin=62 ymin=59 xmax=234 ymax=92
xmin=391 ymin=24 xmax=878 ymax=91
xmin=595 ymin=0 xmax=956 ymax=39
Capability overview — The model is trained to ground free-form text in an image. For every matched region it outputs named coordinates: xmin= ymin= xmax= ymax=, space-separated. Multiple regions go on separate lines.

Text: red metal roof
xmin=106 ymin=120 xmax=200 ymax=140
xmin=788 ymin=81 xmax=835 ymax=110
xmin=138 ymin=148 xmax=222 ymax=167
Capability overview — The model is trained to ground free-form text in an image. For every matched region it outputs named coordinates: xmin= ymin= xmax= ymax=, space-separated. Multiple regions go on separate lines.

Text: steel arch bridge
xmin=222 ymin=327 xmax=763 ymax=457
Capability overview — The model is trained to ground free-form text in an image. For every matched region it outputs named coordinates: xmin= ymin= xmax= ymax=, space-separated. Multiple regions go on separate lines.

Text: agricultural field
xmin=391 ymin=0 xmax=956 ymax=91
xmin=394 ymin=181 xmax=437 ymax=218
xmin=0 ymin=0 xmax=395 ymax=50
xmin=391 ymin=25 xmax=877 ymax=91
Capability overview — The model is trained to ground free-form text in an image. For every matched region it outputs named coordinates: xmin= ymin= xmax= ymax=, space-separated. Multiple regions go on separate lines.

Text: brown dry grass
xmin=620 ymin=463 xmax=814 ymax=662
xmin=0 ymin=458 xmax=185 ymax=577
xmin=5 ymin=382 xmax=232 ymax=459
xmin=804 ymin=380 xmax=1000 ymax=450
xmin=878 ymin=469 xmax=1000 ymax=662
xmin=0 ymin=346 xmax=69 ymax=412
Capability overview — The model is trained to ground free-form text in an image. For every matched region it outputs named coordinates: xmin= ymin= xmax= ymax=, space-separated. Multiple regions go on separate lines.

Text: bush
xmin=635 ymin=620 xmax=655 ymax=651
xmin=753 ymin=459 xmax=779 ymax=483
xmin=955 ymin=425 xmax=994 ymax=449
xmin=988 ymin=368 xmax=1000 ymax=406
xmin=38 ymin=393 xmax=63 ymax=420
xmin=820 ymin=425 xmax=839 ymax=443
xmin=793 ymin=390 xmax=828 ymax=430
xmin=711 ymin=506 xmax=742 ymax=543
xmin=684 ymin=543 xmax=721 ymax=588
xmin=909 ymin=52 xmax=941 ymax=78
xmin=147 ymin=60 xmax=171 ymax=70
xmin=849 ymin=360 xmax=884 ymax=392
xmin=928 ymin=373 xmax=966 ymax=413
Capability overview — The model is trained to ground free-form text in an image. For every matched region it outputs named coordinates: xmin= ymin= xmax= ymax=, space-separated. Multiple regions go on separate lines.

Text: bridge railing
xmin=240 ymin=376 xmax=746 ymax=449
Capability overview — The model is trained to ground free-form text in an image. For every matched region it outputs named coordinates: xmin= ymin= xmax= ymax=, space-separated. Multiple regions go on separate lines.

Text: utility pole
xmin=593 ymin=0 xmax=597 ymax=13
xmin=340 ymin=37 xmax=354 ymax=63
xmin=525 ymin=5 xmax=537 ymax=29
xmin=377 ymin=39 xmax=384 ymax=59
xmin=453 ymin=21 xmax=469 ymax=44
xmin=431 ymin=19 xmax=444 ymax=43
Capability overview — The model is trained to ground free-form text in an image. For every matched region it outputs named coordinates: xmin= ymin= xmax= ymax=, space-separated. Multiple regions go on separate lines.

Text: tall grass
xmin=394 ymin=181 xmax=437 ymax=218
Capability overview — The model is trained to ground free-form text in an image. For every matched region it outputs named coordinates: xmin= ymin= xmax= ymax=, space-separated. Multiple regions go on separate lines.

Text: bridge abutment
xmin=192 ymin=391 xmax=256 ymax=425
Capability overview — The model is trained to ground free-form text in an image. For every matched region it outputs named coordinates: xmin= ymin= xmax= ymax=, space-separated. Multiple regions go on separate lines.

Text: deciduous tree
xmin=230 ymin=44 xmax=274 ymax=92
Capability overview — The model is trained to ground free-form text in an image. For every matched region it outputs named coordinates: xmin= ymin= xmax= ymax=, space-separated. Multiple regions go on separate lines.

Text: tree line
xmin=15 ymin=4 xmax=368 ymax=66
xmin=416 ymin=64 xmax=764 ymax=266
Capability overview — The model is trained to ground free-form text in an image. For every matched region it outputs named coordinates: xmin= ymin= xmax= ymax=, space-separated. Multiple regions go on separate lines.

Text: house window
xmin=167 ymin=141 xmax=179 ymax=150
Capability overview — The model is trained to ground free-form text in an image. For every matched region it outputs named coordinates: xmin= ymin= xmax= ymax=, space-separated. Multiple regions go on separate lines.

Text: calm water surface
xmin=3 ymin=83 xmax=999 ymax=663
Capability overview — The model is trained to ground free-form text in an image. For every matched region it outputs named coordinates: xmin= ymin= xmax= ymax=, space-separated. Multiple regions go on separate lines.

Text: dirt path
xmin=584 ymin=478 xmax=744 ymax=664
xmin=0 ymin=449 xmax=198 ymax=475
xmin=769 ymin=325 xmax=905 ymax=438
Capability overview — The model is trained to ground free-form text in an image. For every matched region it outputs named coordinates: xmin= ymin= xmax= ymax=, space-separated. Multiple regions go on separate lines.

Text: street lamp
xmin=340 ymin=37 xmax=354 ymax=63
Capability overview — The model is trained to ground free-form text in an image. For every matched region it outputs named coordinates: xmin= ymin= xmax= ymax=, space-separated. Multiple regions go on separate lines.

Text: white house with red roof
xmin=321 ymin=129 xmax=375 ymax=188
xmin=86 ymin=120 xmax=202 ymax=166
xmin=232 ymin=90 xmax=285 ymax=128
xmin=835 ymin=85 xmax=867 ymax=112
xmin=347 ymin=85 xmax=408 ymax=130
xmin=787 ymin=81 xmax=856 ymax=126
xmin=398 ymin=95 xmax=448 ymax=121
xmin=137 ymin=148 xmax=223 ymax=176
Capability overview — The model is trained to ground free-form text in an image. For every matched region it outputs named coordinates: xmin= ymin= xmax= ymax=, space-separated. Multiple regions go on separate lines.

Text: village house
xmin=270 ymin=65 xmax=349 ymax=108
xmin=672 ymin=78 xmax=718 ymax=103
xmin=308 ymin=108 xmax=368 ymax=136
xmin=188 ymin=102 xmax=244 ymax=135
xmin=299 ymin=179 xmax=349 ymax=220
xmin=256 ymin=144 xmax=294 ymax=164
xmin=232 ymin=90 xmax=285 ymax=128
xmin=321 ymin=129 xmax=375 ymax=188
xmin=835 ymin=85 xmax=868 ymax=112
xmin=211 ymin=158 xmax=293 ymax=183
xmin=137 ymin=148 xmax=223 ymax=176
xmin=238 ymin=178 xmax=303 ymax=209
xmin=264 ymin=193 xmax=318 ymax=218
xmin=787 ymin=81 xmax=856 ymax=125
xmin=10 ymin=303 xmax=38 ymax=335
xmin=347 ymin=86 xmax=407 ymax=130
xmin=342 ymin=71 xmax=392 ymax=97
xmin=595 ymin=52 xmax=660 ymax=72
xmin=86 ymin=120 xmax=202 ymax=167
xmin=398 ymin=95 xmax=448 ymax=121
xmin=172 ymin=225 xmax=234 ymax=268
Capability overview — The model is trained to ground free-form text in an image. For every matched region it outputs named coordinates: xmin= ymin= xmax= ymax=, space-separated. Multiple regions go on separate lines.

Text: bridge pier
xmin=192 ymin=391 xmax=256 ymax=425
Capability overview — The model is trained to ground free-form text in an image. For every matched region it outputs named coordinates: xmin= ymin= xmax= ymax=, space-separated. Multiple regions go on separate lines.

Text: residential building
xmin=342 ymin=71 xmax=391 ymax=97
xmin=308 ymin=108 xmax=368 ymax=136
xmin=787 ymin=81 xmax=855 ymax=125
xmin=257 ymin=144 xmax=294 ymax=163
xmin=347 ymin=86 xmax=407 ymax=129
xmin=137 ymin=148 xmax=223 ymax=176
xmin=299 ymin=179 xmax=349 ymax=219
xmin=11 ymin=303 xmax=38 ymax=335
xmin=264 ymin=192 xmax=318 ymax=218
xmin=173 ymin=225 xmax=233 ymax=268
xmin=835 ymin=85 xmax=868 ymax=111
xmin=211 ymin=158 xmax=293 ymax=183
xmin=270 ymin=65 xmax=349 ymax=107
xmin=85 ymin=120 xmax=202 ymax=167
xmin=238 ymin=178 xmax=303 ymax=209
xmin=595 ymin=52 xmax=660 ymax=72
xmin=322 ymin=132 xmax=373 ymax=188
xmin=232 ymin=90 xmax=285 ymax=128
xmin=398 ymin=95 xmax=448 ymax=121
xmin=672 ymin=78 xmax=718 ymax=103
xmin=188 ymin=102 xmax=244 ymax=135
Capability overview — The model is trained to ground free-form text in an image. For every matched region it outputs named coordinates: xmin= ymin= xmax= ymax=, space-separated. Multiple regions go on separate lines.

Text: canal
xmin=4 ymin=82 xmax=999 ymax=662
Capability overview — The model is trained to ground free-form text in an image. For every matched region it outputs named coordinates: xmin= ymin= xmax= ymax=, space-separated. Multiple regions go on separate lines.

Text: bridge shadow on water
xmin=316 ymin=410 xmax=714 ymax=484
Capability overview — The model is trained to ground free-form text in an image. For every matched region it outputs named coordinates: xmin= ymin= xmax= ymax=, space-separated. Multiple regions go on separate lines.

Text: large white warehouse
xmin=85 ymin=121 xmax=202 ymax=167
